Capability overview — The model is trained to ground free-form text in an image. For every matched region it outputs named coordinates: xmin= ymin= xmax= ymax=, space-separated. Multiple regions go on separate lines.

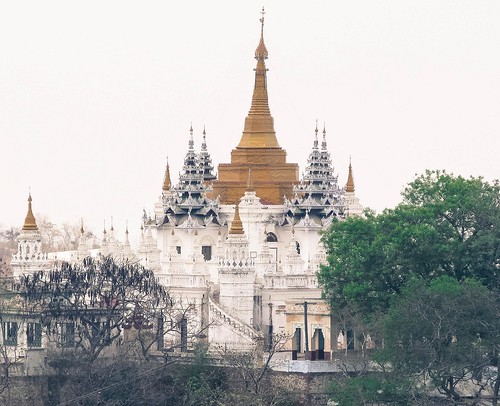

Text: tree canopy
xmin=377 ymin=276 xmax=499 ymax=401
xmin=319 ymin=170 xmax=500 ymax=319
xmin=319 ymin=170 xmax=500 ymax=403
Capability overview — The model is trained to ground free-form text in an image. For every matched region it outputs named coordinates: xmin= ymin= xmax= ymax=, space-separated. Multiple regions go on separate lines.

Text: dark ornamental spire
xmin=161 ymin=126 xmax=223 ymax=229
xmin=199 ymin=126 xmax=216 ymax=182
xmin=173 ymin=126 xmax=206 ymax=200
xmin=287 ymin=123 xmax=344 ymax=226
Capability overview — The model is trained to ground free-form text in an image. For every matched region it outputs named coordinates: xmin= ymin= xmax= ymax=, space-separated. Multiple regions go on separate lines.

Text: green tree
xmin=328 ymin=375 xmax=410 ymax=406
xmin=377 ymin=277 xmax=500 ymax=403
xmin=319 ymin=170 xmax=500 ymax=320
xmin=319 ymin=171 xmax=500 ymax=404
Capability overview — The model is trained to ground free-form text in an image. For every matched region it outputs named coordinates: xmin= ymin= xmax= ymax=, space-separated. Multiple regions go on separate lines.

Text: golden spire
xmin=162 ymin=157 xmax=171 ymax=192
xmin=237 ymin=7 xmax=280 ymax=149
xmin=346 ymin=157 xmax=355 ymax=193
xmin=229 ymin=204 xmax=245 ymax=235
xmin=22 ymin=192 xmax=38 ymax=231
xmin=255 ymin=7 xmax=268 ymax=60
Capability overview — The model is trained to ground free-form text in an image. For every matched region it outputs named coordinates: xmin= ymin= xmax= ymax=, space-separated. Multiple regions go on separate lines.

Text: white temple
xmin=10 ymin=11 xmax=363 ymax=357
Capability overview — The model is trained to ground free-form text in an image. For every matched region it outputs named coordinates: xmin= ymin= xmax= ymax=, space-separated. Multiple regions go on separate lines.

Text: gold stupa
xmin=211 ymin=9 xmax=299 ymax=204
xmin=22 ymin=193 xmax=38 ymax=231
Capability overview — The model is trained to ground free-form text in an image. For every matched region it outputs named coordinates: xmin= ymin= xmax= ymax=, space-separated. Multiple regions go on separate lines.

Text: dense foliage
xmin=319 ymin=170 xmax=500 ymax=404
xmin=319 ymin=170 xmax=500 ymax=320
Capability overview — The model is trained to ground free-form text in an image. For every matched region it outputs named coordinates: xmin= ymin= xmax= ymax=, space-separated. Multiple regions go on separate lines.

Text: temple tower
xmin=218 ymin=205 xmax=257 ymax=327
xmin=11 ymin=193 xmax=51 ymax=277
xmin=211 ymin=9 xmax=299 ymax=204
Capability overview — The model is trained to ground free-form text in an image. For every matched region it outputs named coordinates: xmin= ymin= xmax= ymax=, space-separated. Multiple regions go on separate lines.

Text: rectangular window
xmin=61 ymin=322 xmax=75 ymax=348
xmin=27 ymin=322 xmax=42 ymax=348
xmin=176 ymin=246 xmax=182 ymax=255
xmin=201 ymin=246 xmax=212 ymax=261
xmin=2 ymin=321 xmax=18 ymax=346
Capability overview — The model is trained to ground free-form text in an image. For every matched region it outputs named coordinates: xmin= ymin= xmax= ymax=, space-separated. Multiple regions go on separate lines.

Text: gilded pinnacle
xmin=229 ymin=205 xmax=245 ymax=235
xmin=237 ymin=9 xmax=280 ymax=149
xmin=346 ymin=158 xmax=355 ymax=193
xmin=22 ymin=193 xmax=38 ymax=231
xmin=163 ymin=158 xmax=172 ymax=191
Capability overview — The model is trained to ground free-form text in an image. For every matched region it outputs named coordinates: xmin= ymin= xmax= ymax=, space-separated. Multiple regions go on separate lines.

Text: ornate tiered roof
xmin=285 ymin=124 xmax=345 ymax=226
xmin=160 ymin=127 xmax=224 ymax=229
xmin=199 ymin=127 xmax=216 ymax=183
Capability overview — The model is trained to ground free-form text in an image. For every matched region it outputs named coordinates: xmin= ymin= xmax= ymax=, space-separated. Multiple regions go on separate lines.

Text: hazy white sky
xmin=1 ymin=1 xmax=499 ymax=245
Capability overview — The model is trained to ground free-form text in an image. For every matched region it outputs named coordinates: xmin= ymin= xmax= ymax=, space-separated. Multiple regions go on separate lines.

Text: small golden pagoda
xmin=211 ymin=9 xmax=299 ymax=204
xmin=22 ymin=193 xmax=38 ymax=231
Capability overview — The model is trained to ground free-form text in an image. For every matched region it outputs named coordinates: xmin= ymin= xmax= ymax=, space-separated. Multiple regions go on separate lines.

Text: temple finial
xmin=260 ymin=7 xmax=265 ymax=36
xmin=22 ymin=191 xmax=38 ymax=231
xmin=202 ymin=126 xmax=207 ymax=150
xmin=314 ymin=120 xmax=319 ymax=148
xmin=321 ymin=123 xmax=327 ymax=150
xmin=189 ymin=124 xmax=194 ymax=150
xmin=255 ymin=7 xmax=268 ymax=60
xmin=346 ymin=156 xmax=355 ymax=193
xmin=162 ymin=157 xmax=172 ymax=192
xmin=80 ymin=218 xmax=84 ymax=235
xmin=236 ymin=8 xmax=277 ymax=149
xmin=229 ymin=204 xmax=245 ymax=235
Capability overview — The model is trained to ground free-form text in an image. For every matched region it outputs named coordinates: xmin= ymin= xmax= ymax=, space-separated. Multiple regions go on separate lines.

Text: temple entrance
xmin=311 ymin=328 xmax=325 ymax=360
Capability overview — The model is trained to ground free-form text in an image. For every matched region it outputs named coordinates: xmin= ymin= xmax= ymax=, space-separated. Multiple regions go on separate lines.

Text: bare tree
xmin=217 ymin=331 xmax=292 ymax=402
xmin=127 ymin=294 xmax=210 ymax=362
xmin=18 ymin=256 xmax=171 ymax=365
xmin=0 ymin=227 xmax=19 ymax=266
xmin=0 ymin=286 xmax=24 ymax=404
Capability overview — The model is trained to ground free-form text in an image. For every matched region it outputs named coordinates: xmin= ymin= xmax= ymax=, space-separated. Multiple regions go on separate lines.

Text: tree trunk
xmin=493 ymin=367 xmax=500 ymax=406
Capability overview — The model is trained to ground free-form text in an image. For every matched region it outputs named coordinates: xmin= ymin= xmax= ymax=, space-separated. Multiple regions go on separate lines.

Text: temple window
xmin=176 ymin=246 xmax=182 ymax=255
xmin=2 ymin=321 xmax=18 ymax=346
xmin=27 ymin=322 xmax=42 ymax=347
xmin=266 ymin=232 xmax=278 ymax=242
xmin=60 ymin=322 xmax=75 ymax=348
xmin=201 ymin=246 xmax=212 ymax=261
